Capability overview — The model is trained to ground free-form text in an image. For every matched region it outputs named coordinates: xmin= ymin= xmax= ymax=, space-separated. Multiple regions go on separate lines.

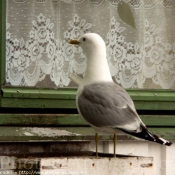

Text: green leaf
xmin=117 ymin=1 xmax=136 ymax=29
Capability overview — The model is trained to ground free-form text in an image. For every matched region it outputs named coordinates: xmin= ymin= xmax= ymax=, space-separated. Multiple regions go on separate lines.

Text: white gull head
xmin=70 ymin=33 xmax=113 ymax=85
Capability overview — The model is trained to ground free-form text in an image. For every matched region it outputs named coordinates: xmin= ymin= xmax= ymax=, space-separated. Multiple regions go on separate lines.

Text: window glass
xmin=6 ymin=0 xmax=175 ymax=89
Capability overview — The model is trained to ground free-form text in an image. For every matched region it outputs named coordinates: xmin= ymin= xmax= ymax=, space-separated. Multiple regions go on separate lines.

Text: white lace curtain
xmin=6 ymin=0 xmax=175 ymax=89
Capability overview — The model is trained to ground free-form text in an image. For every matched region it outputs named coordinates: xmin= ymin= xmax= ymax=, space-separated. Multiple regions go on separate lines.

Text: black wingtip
xmin=122 ymin=125 xmax=172 ymax=146
xmin=152 ymin=134 xmax=172 ymax=146
xmin=165 ymin=141 xmax=172 ymax=146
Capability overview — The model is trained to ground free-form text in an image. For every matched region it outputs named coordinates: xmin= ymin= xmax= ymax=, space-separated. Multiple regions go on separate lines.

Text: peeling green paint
xmin=0 ymin=127 xmax=174 ymax=141
xmin=0 ymin=114 xmax=175 ymax=127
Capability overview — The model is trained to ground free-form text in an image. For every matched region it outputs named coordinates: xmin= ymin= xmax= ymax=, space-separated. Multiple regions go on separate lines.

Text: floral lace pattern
xmin=6 ymin=0 xmax=175 ymax=89
xmin=106 ymin=18 xmax=175 ymax=89
xmin=6 ymin=13 xmax=91 ymax=86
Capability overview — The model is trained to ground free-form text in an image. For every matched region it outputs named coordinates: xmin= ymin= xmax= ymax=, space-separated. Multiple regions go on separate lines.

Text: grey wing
xmin=78 ymin=82 xmax=143 ymax=132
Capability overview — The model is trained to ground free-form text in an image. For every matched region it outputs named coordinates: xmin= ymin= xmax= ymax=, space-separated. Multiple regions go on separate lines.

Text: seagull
xmin=69 ymin=33 xmax=172 ymax=157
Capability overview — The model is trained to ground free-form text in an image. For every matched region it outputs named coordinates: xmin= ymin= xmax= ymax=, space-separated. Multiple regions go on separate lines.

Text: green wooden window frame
xmin=1 ymin=0 xmax=175 ymax=110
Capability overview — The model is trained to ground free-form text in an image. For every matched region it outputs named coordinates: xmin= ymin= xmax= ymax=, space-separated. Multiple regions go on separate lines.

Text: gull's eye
xmin=83 ymin=37 xmax=86 ymax=41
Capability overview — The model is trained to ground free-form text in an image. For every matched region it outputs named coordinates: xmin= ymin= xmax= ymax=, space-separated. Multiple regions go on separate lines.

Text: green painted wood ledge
xmin=1 ymin=87 xmax=175 ymax=110
xmin=0 ymin=114 xmax=174 ymax=141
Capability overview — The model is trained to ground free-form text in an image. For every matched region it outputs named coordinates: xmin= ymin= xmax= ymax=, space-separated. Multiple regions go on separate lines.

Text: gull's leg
xmin=113 ymin=134 xmax=117 ymax=157
xmin=95 ymin=133 xmax=99 ymax=158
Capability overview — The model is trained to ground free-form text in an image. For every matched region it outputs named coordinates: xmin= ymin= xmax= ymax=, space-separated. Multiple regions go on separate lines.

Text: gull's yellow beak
xmin=69 ymin=40 xmax=80 ymax=45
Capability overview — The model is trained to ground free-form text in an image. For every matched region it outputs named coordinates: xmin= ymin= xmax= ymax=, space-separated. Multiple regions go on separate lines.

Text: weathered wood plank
xmin=0 ymin=114 xmax=88 ymax=126
xmin=0 ymin=126 xmax=111 ymax=142
xmin=2 ymin=87 xmax=175 ymax=101
xmin=0 ymin=98 xmax=76 ymax=108
xmin=0 ymin=127 xmax=174 ymax=141
xmin=40 ymin=157 xmax=154 ymax=175
xmin=141 ymin=115 xmax=175 ymax=126
xmin=129 ymin=89 xmax=175 ymax=101
xmin=1 ymin=98 xmax=175 ymax=110
xmin=134 ymin=101 xmax=175 ymax=110
xmin=1 ymin=87 xmax=175 ymax=110
xmin=1 ymin=87 xmax=76 ymax=99
xmin=0 ymin=114 xmax=174 ymax=127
